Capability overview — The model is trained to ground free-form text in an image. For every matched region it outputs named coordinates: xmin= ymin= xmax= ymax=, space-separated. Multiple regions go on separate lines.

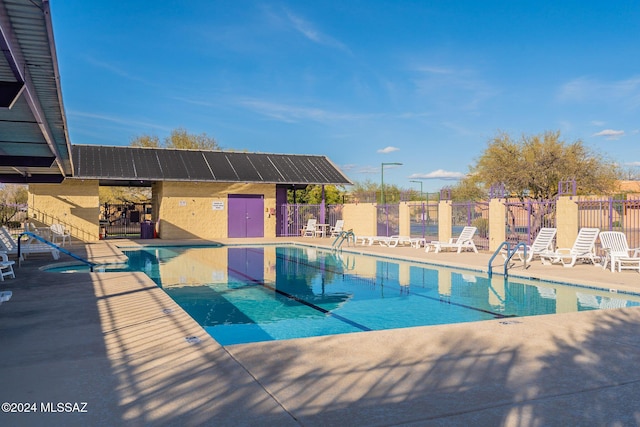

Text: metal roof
xmin=0 ymin=0 xmax=72 ymax=183
xmin=72 ymin=145 xmax=353 ymax=187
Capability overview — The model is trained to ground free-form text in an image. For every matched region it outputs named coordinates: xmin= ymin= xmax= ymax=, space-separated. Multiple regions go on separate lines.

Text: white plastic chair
xmin=302 ymin=219 xmax=318 ymax=237
xmin=426 ymin=226 xmax=478 ymax=254
xmin=50 ymin=224 xmax=71 ymax=246
xmin=539 ymin=228 xmax=600 ymax=267
xmin=330 ymin=220 xmax=345 ymax=237
xmin=0 ymin=251 xmax=15 ymax=281
xmin=599 ymin=231 xmax=640 ymax=272
xmin=503 ymin=227 xmax=557 ymax=262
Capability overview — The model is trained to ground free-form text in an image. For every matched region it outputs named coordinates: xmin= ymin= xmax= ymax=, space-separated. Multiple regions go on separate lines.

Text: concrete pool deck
xmin=1 ymin=237 xmax=640 ymax=426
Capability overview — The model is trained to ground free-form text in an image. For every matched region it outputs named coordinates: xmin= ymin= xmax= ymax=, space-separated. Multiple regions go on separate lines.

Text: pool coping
xmin=3 ymin=237 xmax=640 ymax=426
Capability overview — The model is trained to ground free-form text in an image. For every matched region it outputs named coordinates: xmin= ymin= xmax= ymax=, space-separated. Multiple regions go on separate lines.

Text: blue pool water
xmin=49 ymin=245 xmax=640 ymax=345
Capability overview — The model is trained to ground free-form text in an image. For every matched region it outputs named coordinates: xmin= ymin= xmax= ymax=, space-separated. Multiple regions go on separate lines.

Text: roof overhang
xmin=72 ymin=145 xmax=353 ymax=187
xmin=0 ymin=0 xmax=72 ymax=184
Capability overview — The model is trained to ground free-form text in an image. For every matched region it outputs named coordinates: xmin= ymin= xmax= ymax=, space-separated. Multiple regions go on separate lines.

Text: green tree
xmin=348 ymin=180 xmax=379 ymax=203
xmin=454 ymin=130 xmax=621 ymax=237
xmin=129 ymin=127 xmax=220 ymax=150
xmin=165 ymin=127 xmax=219 ymax=150
xmin=99 ymin=186 xmax=151 ymax=205
xmin=460 ymin=130 xmax=620 ymax=200
xmin=130 ymin=134 xmax=160 ymax=148
xmin=0 ymin=184 xmax=27 ymax=226
xmin=287 ymin=185 xmax=345 ymax=204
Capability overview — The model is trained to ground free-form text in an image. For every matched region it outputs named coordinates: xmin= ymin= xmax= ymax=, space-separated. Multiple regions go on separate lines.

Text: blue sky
xmin=51 ymin=1 xmax=640 ymax=191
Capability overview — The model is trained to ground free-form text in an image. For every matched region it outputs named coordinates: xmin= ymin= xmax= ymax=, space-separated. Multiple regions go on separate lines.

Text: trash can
xmin=140 ymin=221 xmax=155 ymax=239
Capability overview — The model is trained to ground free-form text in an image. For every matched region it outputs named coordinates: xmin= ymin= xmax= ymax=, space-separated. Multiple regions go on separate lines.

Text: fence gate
xmin=578 ymin=198 xmax=640 ymax=249
xmin=452 ymin=201 xmax=489 ymax=250
xmin=279 ymin=204 xmax=343 ymax=237
xmin=100 ymin=203 xmax=151 ymax=239
xmin=377 ymin=204 xmax=400 ymax=237
xmin=504 ymin=199 xmax=556 ymax=245
xmin=409 ymin=202 xmax=438 ymax=241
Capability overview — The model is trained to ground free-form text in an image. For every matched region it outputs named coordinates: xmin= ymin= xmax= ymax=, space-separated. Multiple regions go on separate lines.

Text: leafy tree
xmin=130 ymin=127 xmax=220 ymax=150
xmin=99 ymin=186 xmax=151 ymax=205
xmin=166 ymin=127 xmax=219 ymax=150
xmin=0 ymin=184 xmax=27 ymax=226
xmin=287 ymin=185 xmax=345 ymax=204
xmin=130 ymin=134 xmax=160 ymax=148
xmin=450 ymin=175 xmax=486 ymax=202
xmin=453 ymin=130 xmax=621 ymax=238
xmin=460 ymin=130 xmax=619 ymax=200
xmin=348 ymin=180 xmax=379 ymax=203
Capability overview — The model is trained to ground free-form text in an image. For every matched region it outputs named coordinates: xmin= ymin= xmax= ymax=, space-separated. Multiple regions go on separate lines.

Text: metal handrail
xmin=503 ymin=242 xmax=528 ymax=276
xmin=332 ymin=230 xmax=355 ymax=251
xmin=18 ymin=232 xmax=97 ymax=271
xmin=488 ymin=241 xmax=510 ymax=278
xmin=488 ymin=241 xmax=528 ymax=278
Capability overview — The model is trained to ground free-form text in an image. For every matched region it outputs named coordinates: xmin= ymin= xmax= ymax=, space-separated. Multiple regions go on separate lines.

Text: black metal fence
xmin=100 ymin=203 xmax=152 ymax=239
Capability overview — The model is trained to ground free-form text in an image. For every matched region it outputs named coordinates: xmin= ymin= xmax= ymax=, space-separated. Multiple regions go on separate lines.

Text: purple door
xmin=228 ymin=194 xmax=264 ymax=238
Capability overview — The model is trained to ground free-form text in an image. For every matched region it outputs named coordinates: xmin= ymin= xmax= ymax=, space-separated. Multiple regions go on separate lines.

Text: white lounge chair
xmin=0 ymin=226 xmax=60 ymax=260
xmin=1 ymin=251 xmax=15 ymax=281
xmin=357 ymin=236 xmax=388 ymax=245
xmin=426 ymin=226 xmax=478 ymax=254
xmin=302 ymin=219 xmax=319 ymax=237
xmin=50 ymin=223 xmax=71 ymax=246
xmin=329 ymin=220 xmax=345 ymax=237
xmin=598 ymin=231 xmax=640 ymax=273
xmin=384 ymin=235 xmax=426 ymax=248
xmin=353 ymin=235 xmax=394 ymax=246
xmin=503 ymin=227 xmax=557 ymax=262
xmin=539 ymin=227 xmax=600 ymax=268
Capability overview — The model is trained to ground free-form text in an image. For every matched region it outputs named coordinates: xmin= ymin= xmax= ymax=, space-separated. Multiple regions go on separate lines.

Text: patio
xmin=1 ymin=238 xmax=640 ymax=426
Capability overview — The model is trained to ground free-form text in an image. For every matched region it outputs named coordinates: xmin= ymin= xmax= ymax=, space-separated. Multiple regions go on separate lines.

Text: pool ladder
xmin=332 ymin=230 xmax=356 ymax=251
xmin=488 ymin=241 xmax=528 ymax=278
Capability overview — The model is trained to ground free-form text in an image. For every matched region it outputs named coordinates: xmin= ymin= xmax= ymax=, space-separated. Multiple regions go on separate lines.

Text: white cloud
xmin=238 ymin=98 xmax=373 ymax=123
xmin=408 ymin=169 xmax=465 ymax=180
xmin=238 ymin=98 xmax=431 ymax=123
xmin=68 ymin=110 xmax=172 ymax=132
xmin=592 ymin=129 xmax=625 ymax=139
xmin=357 ymin=166 xmax=381 ymax=174
xmin=557 ymin=76 xmax=640 ymax=108
xmin=340 ymin=163 xmax=357 ymax=171
xmin=283 ymin=10 xmax=350 ymax=53
xmin=377 ymin=146 xmax=399 ymax=154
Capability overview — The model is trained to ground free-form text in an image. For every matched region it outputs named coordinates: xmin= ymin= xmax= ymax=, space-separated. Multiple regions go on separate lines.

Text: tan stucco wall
xmin=28 ymin=179 xmax=100 ymax=241
xmin=342 ymin=203 xmax=377 ymax=237
xmin=488 ymin=198 xmax=506 ymax=251
xmin=155 ymin=181 xmax=277 ymax=240
xmin=438 ymin=201 xmax=453 ymax=242
xmin=399 ymin=203 xmax=411 ymax=236
xmin=555 ymin=196 xmax=579 ymax=248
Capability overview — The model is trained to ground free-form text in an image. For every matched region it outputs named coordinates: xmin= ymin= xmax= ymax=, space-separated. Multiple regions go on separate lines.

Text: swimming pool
xmin=50 ymin=244 xmax=640 ymax=345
